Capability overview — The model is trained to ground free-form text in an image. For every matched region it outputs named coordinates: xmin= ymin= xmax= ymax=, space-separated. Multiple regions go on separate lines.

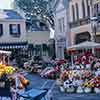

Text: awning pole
xmin=71 ymin=53 xmax=74 ymax=68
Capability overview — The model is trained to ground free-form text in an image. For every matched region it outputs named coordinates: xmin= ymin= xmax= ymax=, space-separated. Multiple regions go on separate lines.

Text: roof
xmin=0 ymin=9 xmax=24 ymax=20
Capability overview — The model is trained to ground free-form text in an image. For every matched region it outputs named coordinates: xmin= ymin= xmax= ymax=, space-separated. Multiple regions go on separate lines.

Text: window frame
xmin=9 ymin=24 xmax=21 ymax=37
xmin=0 ymin=24 xmax=3 ymax=37
xmin=86 ymin=0 xmax=90 ymax=17
xmin=58 ymin=17 xmax=65 ymax=33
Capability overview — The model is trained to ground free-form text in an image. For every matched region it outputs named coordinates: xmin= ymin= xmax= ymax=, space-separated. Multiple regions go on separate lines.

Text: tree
xmin=14 ymin=0 xmax=54 ymax=27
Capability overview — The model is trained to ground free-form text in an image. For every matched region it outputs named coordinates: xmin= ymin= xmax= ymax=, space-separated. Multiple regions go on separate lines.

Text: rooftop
xmin=0 ymin=9 xmax=24 ymax=20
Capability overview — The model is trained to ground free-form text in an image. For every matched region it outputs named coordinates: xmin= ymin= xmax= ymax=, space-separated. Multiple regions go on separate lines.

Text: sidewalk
xmin=25 ymin=73 xmax=100 ymax=100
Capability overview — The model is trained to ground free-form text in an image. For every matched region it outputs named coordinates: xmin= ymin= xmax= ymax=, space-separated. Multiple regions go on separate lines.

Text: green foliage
xmin=15 ymin=0 xmax=54 ymax=26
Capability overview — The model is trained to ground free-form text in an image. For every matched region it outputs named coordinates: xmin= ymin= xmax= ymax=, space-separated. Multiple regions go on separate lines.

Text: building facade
xmin=26 ymin=31 xmax=50 ymax=57
xmin=69 ymin=0 xmax=100 ymax=45
xmin=0 ymin=9 xmax=27 ymax=49
xmin=0 ymin=9 xmax=50 ymax=65
xmin=53 ymin=0 xmax=70 ymax=59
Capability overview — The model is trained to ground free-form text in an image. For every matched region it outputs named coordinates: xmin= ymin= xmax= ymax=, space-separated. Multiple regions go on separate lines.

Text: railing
xmin=69 ymin=17 xmax=90 ymax=28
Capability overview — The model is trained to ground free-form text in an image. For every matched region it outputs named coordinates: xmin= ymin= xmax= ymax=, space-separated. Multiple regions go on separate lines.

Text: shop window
xmin=0 ymin=24 xmax=3 ymax=36
xmin=9 ymin=24 xmax=21 ymax=37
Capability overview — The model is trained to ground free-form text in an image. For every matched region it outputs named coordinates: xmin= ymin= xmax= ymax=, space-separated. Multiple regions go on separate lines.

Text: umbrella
xmin=67 ymin=41 xmax=100 ymax=50
xmin=67 ymin=41 xmax=100 ymax=67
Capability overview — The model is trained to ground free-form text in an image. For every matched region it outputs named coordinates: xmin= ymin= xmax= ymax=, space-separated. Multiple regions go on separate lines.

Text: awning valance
xmin=0 ymin=42 xmax=28 ymax=49
xmin=67 ymin=41 xmax=100 ymax=50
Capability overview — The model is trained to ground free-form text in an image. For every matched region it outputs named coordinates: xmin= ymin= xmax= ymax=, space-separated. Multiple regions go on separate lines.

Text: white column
xmin=55 ymin=39 xmax=59 ymax=59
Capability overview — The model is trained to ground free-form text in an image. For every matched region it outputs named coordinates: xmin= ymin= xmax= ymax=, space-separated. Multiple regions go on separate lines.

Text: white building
xmin=53 ymin=0 xmax=70 ymax=59
xmin=0 ymin=9 xmax=50 ymax=59
xmin=0 ymin=9 xmax=27 ymax=49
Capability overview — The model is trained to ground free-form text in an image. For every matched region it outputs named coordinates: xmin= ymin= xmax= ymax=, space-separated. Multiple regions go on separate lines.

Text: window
xmin=86 ymin=0 xmax=90 ymax=17
xmin=12 ymin=24 xmax=18 ymax=33
xmin=58 ymin=17 xmax=65 ymax=32
xmin=72 ymin=5 xmax=75 ymax=21
xmin=76 ymin=3 xmax=79 ymax=20
xmin=62 ymin=18 xmax=65 ymax=32
xmin=0 ymin=24 xmax=3 ymax=36
xmin=9 ymin=24 xmax=21 ymax=37
xmin=58 ymin=19 xmax=62 ymax=32
xmin=82 ymin=0 xmax=86 ymax=18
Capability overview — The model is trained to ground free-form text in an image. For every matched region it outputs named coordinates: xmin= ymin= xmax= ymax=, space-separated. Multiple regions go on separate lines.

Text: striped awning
xmin=0 ymin=42 xmax=28 ymax=49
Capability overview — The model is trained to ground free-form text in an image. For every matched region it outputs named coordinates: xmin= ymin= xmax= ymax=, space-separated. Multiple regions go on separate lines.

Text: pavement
xmin=25 ymin=73 xmax=100 ymax=100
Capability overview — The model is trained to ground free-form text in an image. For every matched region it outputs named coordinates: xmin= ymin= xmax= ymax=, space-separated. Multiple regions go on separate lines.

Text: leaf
xmin=15 ymin=0 xmax=54 ymax=27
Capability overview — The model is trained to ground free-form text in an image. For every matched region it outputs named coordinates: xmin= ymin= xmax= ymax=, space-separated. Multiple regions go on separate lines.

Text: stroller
xmin=0 ymin=74 xmax=12 ymax=100
xmin=17 ymin=88 xmax=48 ymax=100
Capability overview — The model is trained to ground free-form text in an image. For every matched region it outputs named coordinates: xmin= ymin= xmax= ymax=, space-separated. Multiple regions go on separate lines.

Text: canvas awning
xmin=0 ymin=42 xmax=28 ymax=49
xmin=0 ymin=50 xmax=11 ymax=55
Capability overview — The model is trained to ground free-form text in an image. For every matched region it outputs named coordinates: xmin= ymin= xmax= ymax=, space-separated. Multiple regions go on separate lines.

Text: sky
xmin=0 ymin=0 xmax=13 ymax=9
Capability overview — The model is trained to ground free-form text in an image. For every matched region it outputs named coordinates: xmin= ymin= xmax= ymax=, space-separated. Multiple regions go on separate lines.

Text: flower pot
xmin=94 ymin=88 xmax=100 ymax=93
xmin=60 ymin=86 xmax=65 ymax=92
xmin=86 ymin=64 xmax=90 ymax=69
xmin=76 ymin=86 xmax=84 ymax=93
xmin=66 ymin=87 xmax=75 ymax=93
xmin=84 ymin=87 xmax=91 ymax=93
xmin=56 ymin=79 xmax=63 ymax=86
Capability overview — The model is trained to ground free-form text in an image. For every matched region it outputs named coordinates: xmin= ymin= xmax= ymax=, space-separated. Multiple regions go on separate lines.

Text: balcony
xmin=69 ymin=17 xmax=90 ymax=28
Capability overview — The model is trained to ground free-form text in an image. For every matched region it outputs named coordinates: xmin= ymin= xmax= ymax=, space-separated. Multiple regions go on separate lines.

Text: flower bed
xmin=59 ymin=52 xmax=100 ymax=93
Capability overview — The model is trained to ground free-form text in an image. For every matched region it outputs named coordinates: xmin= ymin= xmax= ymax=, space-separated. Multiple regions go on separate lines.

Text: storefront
xmin=0 ymin=42 xmax=28 ymax=67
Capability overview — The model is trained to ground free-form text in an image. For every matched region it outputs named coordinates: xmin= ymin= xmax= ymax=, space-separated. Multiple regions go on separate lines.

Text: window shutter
xmin=0 ymin=24 xmax=3 ymax=36
xmin=18 ymin=24 xmax=21 ymax=35
xmin=9 ymin=24 xmax=12 ymax=35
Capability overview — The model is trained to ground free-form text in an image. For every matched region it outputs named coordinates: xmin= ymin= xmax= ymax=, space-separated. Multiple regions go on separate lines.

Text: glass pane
xmin=12 ymin=24 xmax=18 ymax=34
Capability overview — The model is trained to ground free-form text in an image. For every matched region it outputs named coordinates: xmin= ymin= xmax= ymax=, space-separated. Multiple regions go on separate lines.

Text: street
xmin=25 ymin=73 xmax=100 ymax=100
